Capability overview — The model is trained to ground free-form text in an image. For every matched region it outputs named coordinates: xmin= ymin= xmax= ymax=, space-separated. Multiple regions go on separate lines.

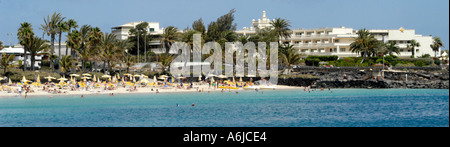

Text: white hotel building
xmin=111 ymin=11 xmax=438 ymax=58
xmin=236 ymin=11 xmax=437 ymax=58
xmin=111 ymin=21 xmax=165 ymax=53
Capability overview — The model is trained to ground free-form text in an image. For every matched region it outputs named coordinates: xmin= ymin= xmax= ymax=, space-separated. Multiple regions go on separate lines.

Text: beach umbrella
xmin=69 ymin=74 xmax=80 ymax=77
xmin=21 ymin=75 xmax=27 ymax=82
xmin=239 ymin=77 xmax=243 ymax=82
xmin=82 ymin=73 xmax=91 ymax=77
xmin=93 ymin=75 xmax=96 ymax=81
xmin=37 ymin=75 xmax=41 ymax=83
xmin=171 ymin=77 xmax=174 ymax=83
xmin=102 ymin=75 xmax=111 ymax=78
xmin=134 ymin=74 xmax=141 ymax=77
xmin=0 ymin=77 xmax=3 ymax=81
xmin=207 ymin=74 xmax=216 ymax=77
xmin=45 ymin=76 xmax=56 ymax=82
xmin=58 ymin=77 xmax=68 ymax=81
xmin=81 ymin=76 xmax=90 ymax=81
xmin=158 ymin=75 xmax=167 ymax=80
xmin=124 ymin=73 xmax=132 ymax=77
xmin=232 ymin=77 xmax=235 ymax=83
xmin=140 ymin=79 xmax=149 ymax=83
xmin=97 ymin=77 xmax=100 ymax=83
xmin=116 ymin=74 xmax=120 ymax=80
xmin=217 ymin=75 xmax=227 ymax=79
xmin=198 ymin=75 xmax=202 ymax=81
xmin=247 ymin=74 xmax=256 ymax=77
xmin=132 ymin=76 xmax=136 ymax=83
xmin=8 ymin=78 xmax=12 ymax=85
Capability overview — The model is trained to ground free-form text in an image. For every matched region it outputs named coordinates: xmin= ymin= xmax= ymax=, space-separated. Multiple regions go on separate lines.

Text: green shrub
xmin=393 ymin=58 xmax=433 ymax=65
xmin=414 ymin=61 xmax=426 ymax=67
xmin=420 ymin=54 xmax=431 ymax=58
xmin=306 ymin=55 xmax=339 ymax=61
xmin=305 ymin=58 xmax=320 ymax=66
xmin=395 ymin=63 xmax=415 ymax=67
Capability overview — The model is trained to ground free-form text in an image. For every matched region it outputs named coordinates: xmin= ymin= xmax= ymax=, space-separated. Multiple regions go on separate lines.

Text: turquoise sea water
xmin=0 ymin=89 xmax=448 ymax=127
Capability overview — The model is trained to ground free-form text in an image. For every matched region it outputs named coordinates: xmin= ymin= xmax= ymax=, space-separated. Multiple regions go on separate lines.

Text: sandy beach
xmin=0 ymin=83 xmax=302 ymax=98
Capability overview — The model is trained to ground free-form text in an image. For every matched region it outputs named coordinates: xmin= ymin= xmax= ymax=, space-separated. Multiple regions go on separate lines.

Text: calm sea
xmin=0 ymin=89 xmax=448 ymax=127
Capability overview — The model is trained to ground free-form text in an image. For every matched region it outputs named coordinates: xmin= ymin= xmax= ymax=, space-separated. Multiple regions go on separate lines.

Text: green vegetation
xmin=1 ymin=52 xmax=16 ymax=75
xmin=0 ymin=40 xmax=3 ymax=50
xmin=306 ymin=55 xmax=437 ymax=67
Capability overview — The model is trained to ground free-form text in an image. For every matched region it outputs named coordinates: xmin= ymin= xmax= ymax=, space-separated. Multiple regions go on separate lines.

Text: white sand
xmin=0 ymin=84 xmax=303 ymax=98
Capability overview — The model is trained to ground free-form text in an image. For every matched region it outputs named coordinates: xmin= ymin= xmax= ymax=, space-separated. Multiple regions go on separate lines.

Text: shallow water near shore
xmin=0 ymin=89 xmax=448 ymax=127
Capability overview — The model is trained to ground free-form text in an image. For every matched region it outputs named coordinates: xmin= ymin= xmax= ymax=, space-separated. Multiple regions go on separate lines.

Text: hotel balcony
xmin=289 ymin=34 xmax=337 ymax=40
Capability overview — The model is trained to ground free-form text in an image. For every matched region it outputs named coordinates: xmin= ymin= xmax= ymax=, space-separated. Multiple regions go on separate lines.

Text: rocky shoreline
xmin=279 ymin=66 xmax=449 ymax=89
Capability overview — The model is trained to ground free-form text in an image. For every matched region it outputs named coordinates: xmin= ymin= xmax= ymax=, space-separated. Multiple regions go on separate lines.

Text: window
xmin=340 ymin=48 xmax=346 ymax=52
xmin=150 ymin=28 xmax=155 ymax=32
xmin=295 ymin=32 xmax=303 ymax=36
xmin=334 ymin=39 xmax=339 ymax=43
xmin=307 ymin=32 xmax=313 ymax=35
xmin=416 ymin=49 xmax=419 ymax=52
xmin=400 ymin=49 xmax=404 ymax=52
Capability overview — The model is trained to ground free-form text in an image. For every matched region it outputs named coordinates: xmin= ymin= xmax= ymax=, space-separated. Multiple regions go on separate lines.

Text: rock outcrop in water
xmin=278 ymin=66 xmax=449 ymax=89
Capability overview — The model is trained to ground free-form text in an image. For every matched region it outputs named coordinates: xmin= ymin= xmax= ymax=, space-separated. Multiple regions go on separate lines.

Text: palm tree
xmin=350 ymin=29 xmax=380 ymax=63
xmin=57 ymin=21 xmax=68 ymax=59
xmin=101 ymin=33 xmax=124 ymax=72
xmin=123 ymin=55 xmax=136 ymax=73
xmin=383 ymin=41 xmax=400 ymax=56
xmin=72 ymin=25 xmax=92 ymax=72
xmin=409 ymin=39 xmax=420 ymax=58
xmin=430 ymin=36 xmax=444 ymax=57
xmin=28 ymin=36 xmax=50 ymax=70
xmin=161 ymin=26 xmax=181 ymax=54
xmin=17 ymin=22 xmax=34 ymax=71
xmin=67 ymin=30 xmax=81 ymax=54
xmin=0 ymin=41 xmax=4 ymax=50
xmin=1 ymin=52 xmax=15 ymax=75
xmin=87 ymin=27 xmax=103 ymax=71
xmin=59 ymin=55 xmax=76 ymax=74
xmin=157 ymin=53 xmax=175 ymax=73
xmin=41 ymin=12 xmax=65 ymax=70
xmin=279 ymin=45 xmax=301 ymax=74
xmin=66 ymin=19 xmax=78 ymax=56
xmin=270 ymin=18 xmax=291 ymax=44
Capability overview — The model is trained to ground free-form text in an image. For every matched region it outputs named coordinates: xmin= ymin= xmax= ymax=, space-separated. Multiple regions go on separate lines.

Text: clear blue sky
xmin=0 ymin=0 xmax=448 ymax=50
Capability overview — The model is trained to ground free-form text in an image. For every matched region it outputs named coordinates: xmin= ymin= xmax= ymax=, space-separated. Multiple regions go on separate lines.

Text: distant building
xmin=112 ymin=11 xmax=439 ymax=58
xmin=236 ymin=11 xmax=438 ymax=58
xmin=0 ymin=46 xmax=43 ymax=69
xmin=111 ymin=21 xmax=165 ymax=53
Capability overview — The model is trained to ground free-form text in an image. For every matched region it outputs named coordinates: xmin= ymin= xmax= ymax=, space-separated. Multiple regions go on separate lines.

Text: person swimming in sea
xmin=81 ymin=95 xmax=84 ymax=98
